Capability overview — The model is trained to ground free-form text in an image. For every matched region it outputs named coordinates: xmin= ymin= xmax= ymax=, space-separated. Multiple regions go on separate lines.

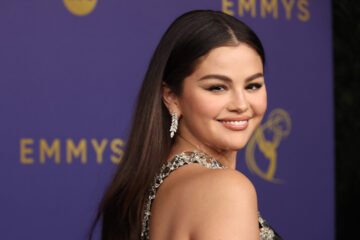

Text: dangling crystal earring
xmin=170 ymin=112 xmax=178 ymax=138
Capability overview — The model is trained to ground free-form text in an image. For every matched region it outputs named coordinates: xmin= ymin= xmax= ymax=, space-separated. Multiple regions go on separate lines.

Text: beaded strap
xmin=259 ymin=213 xmax=276 ymax=239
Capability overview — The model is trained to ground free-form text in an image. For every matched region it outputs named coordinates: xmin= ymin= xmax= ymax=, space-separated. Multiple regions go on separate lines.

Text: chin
xmin=217 ymin=141 xmax=248 ymax=152
xmin=232 ymin=144 xmax=248 ymax=151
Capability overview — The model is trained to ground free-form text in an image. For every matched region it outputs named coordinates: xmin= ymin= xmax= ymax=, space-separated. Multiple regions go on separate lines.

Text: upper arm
xmin=183 ymin=169 xmax=259 ymax=240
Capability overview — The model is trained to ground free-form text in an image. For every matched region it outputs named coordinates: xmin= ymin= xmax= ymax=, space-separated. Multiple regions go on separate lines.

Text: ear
xmin=162 ymin=83 xmax=181 ymax=116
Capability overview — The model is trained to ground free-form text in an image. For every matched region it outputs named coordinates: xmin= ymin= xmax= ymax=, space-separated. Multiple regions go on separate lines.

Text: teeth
xmin=222 ymin=120 xmax=247 ymax=125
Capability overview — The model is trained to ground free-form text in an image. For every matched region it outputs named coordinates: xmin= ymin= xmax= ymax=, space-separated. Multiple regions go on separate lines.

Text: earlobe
xmin=162 ymin=83 xmax=180 ymax=115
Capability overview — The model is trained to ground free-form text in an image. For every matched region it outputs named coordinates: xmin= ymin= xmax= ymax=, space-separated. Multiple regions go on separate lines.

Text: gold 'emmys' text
xmin=19 ymin=138 xmax=124 ymax=165
xmin=222 ymin=0 xmax=310 ymax=22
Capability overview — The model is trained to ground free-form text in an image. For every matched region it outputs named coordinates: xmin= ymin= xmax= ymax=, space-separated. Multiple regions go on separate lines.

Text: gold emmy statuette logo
xmin=245 ymin=108 xmax=291 ymax=183
xmin=63 ymin=0 xmax=97 ymax=16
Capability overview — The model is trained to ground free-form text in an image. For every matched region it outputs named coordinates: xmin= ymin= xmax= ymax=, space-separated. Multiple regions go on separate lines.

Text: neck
xmin=170 ymin=134 xmax=238 ymax=169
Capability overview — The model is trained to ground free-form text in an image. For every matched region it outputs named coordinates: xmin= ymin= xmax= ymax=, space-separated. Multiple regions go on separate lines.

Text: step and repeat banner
xmin=0 ymin=1 xmax=333 ymax=239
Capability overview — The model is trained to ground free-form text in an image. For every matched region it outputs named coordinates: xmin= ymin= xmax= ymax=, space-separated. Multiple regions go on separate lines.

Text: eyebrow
xmin=198 ymin=72 xmax=264 ymax=83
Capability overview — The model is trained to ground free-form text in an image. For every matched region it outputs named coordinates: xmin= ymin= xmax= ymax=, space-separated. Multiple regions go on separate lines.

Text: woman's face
xmin=175 ymin=44 xmax=267 ymax=152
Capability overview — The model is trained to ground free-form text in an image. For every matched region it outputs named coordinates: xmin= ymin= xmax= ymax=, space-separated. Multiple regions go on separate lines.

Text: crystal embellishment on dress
xmin=140 ymin=151 xmax=279 ymax=240
xmin=259 ymin=213 xmax=276 ymax=240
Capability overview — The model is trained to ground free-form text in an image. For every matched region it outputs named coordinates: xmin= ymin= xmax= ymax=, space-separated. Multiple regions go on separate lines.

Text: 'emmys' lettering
xmin=40 ymin=138 xmax=60 ymax=164
xmin=20 ymin=138 xmax=34 ymax=164
xmin=282 ymin=0 xmax=295 ymax=19
xmin=66 ymin=139 xmax=87 ymax=164
xmin=221 ymin=0 xmax=310 ymax=22
xmin=222 ymin=0 xmax=235 ymax=16
xmin=261 ymin=0 xmax=278 ymax=18
xmin=110 ymin=139 xmax=124 ymax=164
xmin=239 ymin=0 xmax=256 ymax=17
xmin=19 ymin=138 xmax=125 ymax=165
xmin=298 ymin=0 xmax=310 ymax=21
xmin=91 ymin=139 xmax=108 ymax=164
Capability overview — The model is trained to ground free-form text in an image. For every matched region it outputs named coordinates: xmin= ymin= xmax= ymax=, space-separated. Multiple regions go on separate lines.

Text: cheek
xmin=250 ymin=91 xmax=267 ymax=115
xmin=182 ymin=91 xmax=223 ymax=118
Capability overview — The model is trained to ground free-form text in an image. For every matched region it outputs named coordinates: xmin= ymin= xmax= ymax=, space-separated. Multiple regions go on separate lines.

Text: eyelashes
xmin=206 ymin=83 xmax=263 ymax=92
xmin=206 ymin=85 xmax=227 ymax=92
xmin=246 ymin=83 xmax=263 ymax=91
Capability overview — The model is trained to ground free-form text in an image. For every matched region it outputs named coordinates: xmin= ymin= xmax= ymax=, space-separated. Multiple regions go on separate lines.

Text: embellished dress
xmin=141 ymin=151 xmax=282 ymax=240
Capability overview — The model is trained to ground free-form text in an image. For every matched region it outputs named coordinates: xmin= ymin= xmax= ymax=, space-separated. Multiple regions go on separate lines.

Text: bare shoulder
xmin=188 ymin=167 xmax=258 ymax=218
xmin=197 ymin=167 xmax=257 ymax=197
xmin=152 ymin=165 xmax=259 ymax=240
xmin=188 ymin=168 xmax=259 ymax=239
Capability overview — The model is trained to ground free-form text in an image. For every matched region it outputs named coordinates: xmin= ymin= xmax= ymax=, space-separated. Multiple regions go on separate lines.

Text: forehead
xmin=193 ymin=44 xmax=263 ymax=77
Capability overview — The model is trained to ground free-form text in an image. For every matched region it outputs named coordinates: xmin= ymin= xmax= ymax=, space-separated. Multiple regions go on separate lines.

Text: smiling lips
xmin=218 ymin=119 xmax=249 ymax=131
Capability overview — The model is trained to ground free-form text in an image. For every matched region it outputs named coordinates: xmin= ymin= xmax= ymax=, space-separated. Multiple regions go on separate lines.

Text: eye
xmin=207 ymin=85 xmax=227 ymax=92
xmin=246 ymin=83 xmax=263 ymax=91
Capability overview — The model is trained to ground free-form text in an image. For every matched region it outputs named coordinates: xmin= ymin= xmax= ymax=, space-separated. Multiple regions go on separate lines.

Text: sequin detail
xmin=259 ymin=214 xmax=276 ymax=240
xmin=140 ymin=151 xmax=277 ymax=240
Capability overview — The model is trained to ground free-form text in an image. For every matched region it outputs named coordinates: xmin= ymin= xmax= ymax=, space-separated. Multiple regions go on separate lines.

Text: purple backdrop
xmin=0 ymin=1 xmax=333 ymax=239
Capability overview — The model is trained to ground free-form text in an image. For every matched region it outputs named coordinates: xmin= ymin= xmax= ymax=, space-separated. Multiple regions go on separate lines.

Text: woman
xmin=90 ymin=10 xmax=281 ymax=240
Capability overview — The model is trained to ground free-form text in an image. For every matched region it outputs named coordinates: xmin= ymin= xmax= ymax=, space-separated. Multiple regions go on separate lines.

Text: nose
xmin=228 ymin=89 xmax=249 ymax=112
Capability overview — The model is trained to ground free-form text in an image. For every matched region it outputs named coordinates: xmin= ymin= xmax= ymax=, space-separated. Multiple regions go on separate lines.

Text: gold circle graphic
xmin=63 ymin=0 xmax=97 ymax=16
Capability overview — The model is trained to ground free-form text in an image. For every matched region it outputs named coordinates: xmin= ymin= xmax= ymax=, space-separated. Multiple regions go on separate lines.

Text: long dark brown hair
xmin=89 ymin=10 xmax=265 ymax=240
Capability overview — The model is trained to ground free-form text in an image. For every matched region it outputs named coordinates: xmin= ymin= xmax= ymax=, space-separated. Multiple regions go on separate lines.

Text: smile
xmin=219 ymin=119 xmax=249 ymax=131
